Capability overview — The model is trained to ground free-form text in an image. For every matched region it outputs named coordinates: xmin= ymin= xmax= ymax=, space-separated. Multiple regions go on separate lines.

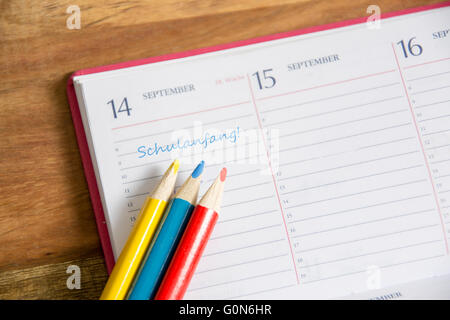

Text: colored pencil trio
xmin=100 ymin=160 xmax=226 ymax=300
xmin=129 ymin=160 xmax=204 ymax=299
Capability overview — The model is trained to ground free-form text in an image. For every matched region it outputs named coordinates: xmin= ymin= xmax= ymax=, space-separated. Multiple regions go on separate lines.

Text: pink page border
xmin=66 ymin=1 xmax=450 ymax=274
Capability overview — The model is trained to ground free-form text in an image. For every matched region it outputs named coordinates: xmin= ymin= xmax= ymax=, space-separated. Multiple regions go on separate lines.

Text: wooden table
xmin=0 ymin=0 xmax=444 ymax=299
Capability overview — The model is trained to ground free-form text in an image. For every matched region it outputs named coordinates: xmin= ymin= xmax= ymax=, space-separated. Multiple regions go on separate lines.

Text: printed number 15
xmin=252 ymin=69 xmax=277 ymax=90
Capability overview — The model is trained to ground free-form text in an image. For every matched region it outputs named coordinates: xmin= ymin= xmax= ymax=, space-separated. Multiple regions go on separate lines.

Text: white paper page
xmin=73 ymin=6 xmax=450 ymax=299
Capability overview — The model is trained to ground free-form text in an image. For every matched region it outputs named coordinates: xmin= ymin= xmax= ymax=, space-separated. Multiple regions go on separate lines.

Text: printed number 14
xmin=107 ymin=97 xmax=132 ymax=119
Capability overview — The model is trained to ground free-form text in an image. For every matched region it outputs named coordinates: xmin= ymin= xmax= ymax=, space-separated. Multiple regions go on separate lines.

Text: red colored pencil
xmin=154 ymin=167 xmax=227 ymax=300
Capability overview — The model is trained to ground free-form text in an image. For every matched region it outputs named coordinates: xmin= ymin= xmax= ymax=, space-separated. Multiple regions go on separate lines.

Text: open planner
xmin=67 ymin=3 xmax=450 ymax=299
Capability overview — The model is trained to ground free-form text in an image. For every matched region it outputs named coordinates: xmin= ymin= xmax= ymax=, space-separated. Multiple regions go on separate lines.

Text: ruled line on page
xmin=276 ymin=136 xmax=416 ymax=169
xmin=426 ymin=143 xmax=450 ymax=151
xmin=221 ymin=195 xmax=275 ymax=208
xmin=431 ymin=158 xmax=450 ymax=165
xmin=188 ymin=269 xmax=293 ymax=292
xmin=111 ymin=100 xmax=251 ymax=131
xmin=406 ymin=70 xmax=450 ymax=82
xmin=283 ymin=177 xmax=426 ymax=199
xmin=280 ymin=164 xmax=423 ymax=194
xmin=196 ymin=253 xmax=289 ymax=275
xmin=356 ymin=137 xmax=416 ymax=150
xmin=414 ymin=99 xmax=450 ymax=109
xmin=227 ymin=284 xmax=297 ymax=300
xmin=287 ymin=193 xmax=432 ymax=224
xmin=301 ymin=254 xmax=446 ymax=285
xmin=210 ymin=224 xmax=282 ymax=241
xmin=119 ymin=157 xmax=174 ymax=170
xmin=125 ymin=192 xmax=149 ymax=199
xmin=218 ymin=209 xmax=278 ymax=224
xmin=284 ymin=179 xmax=427 ymax=208
xmin=298 ymin=239 xmax=443 ymax=268
xmin=291 ymin=208 xmax=434 ymax=238
xmin=121 ymin=167 xmax=195 ymax=184
xmin=226 ymin=169 xmax=261 ymax=179
xmin=278 ymin=151 xmax=358 ymax=169
xmin=118 ymin=151 xmax=137 ymax=157
xmin=403 ymin=56 xmax=450 ymax=69
xmin=205 ymin=169 xmax=263 ymax=184
xmin=296 ymin=224 xmax=440 ymax=254
xmin=261 ymin=85 xmax=401 ymax=115
xmin=257 ymin=70 xmax=397 ymax=102
xmin=264 ymin=96 xmax=404 ymax=124
xmin=225 ymin=181 xmax=272 ymax=193
xmin=203 ymin=238 xmax=286 ymax=257
xmin=279 ymin=155 xmax=328 ymax=167
xmin=423 ymin=128 xmax=450 ymax=137
xmin=279 ymin=122 xmax=412 ymax=151
xmin=205 ymin=152 xmax=266 ymax=172
xmin=123 ymin=175 xmax=161 ymax=185
xmin=279 ymin=150 xmax=420 ymax=182
xmin=269 ymin=109 xmax=408 ymax=136
xmin=113 ymin=113 xmax=254 ymax=144
xmin=419 ymin=114 xmax=450 ymax=123
xmin=411 ymin=84 xmax=450 ymax=96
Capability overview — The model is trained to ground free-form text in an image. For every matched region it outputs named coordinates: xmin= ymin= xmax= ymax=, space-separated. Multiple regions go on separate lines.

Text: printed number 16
xmin=252 ymin=69 xmax=277 ymax=90
xmin=396 ymin=37 xmax=423 ymax=58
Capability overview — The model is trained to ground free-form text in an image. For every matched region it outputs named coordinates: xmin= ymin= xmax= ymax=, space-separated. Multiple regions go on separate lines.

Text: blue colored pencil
xmin=128 ymin=161 xmax=204 ymax=300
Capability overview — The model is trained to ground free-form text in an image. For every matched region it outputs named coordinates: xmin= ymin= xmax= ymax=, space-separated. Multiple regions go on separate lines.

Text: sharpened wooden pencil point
xmin=151 ymin=159 xmax=179 ymax=202
xmin=198 ymin=167 xmax=226 ymax=214
xmin=174 ymin=161 xmax=204 ymax=205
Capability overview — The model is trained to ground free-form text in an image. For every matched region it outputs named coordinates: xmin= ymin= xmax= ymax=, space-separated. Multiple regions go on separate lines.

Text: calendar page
xmin=73 ymin=5 xmax=450 ymax=299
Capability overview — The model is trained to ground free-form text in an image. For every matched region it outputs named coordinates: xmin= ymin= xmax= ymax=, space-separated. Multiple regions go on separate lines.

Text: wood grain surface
xmin=0 ymin=0 xmax=444 ymax=299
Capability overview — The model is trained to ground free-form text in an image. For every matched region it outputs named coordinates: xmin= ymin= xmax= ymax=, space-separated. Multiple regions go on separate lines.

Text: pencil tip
xmin=220 ymin=167 xmax=227 ymax=182
xmin=191 ymin=160 xmax=205 ymax=178
xmin=170 ymin=159 xmax=180 ymax=174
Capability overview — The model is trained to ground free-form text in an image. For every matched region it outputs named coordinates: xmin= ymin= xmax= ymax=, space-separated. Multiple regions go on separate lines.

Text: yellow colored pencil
xmin=100 ymin=159 xmax=179 ymax=300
